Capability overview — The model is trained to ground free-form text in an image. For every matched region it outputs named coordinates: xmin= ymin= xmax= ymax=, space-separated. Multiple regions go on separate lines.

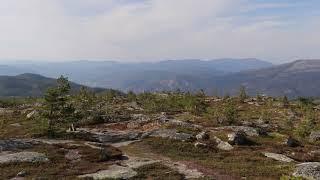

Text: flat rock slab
xmin=143 ymin=129 xmax=193 ymax=141
xmin=309 ymin=131 xmax=320 ymax=142
xmin=68 ymin=128 xmax=141 ymax=143
xmin=263 ymin=152 xmax=295 ymax=163
xmin=0 ymin=139 xmax=34 ymax=151
xmin=78 ymin=165 xmax=138 ymax=179
xmin=32 ymin=139 xmax=75 ymax=145
xmin=164 ymin=119 xmax=203 ymax=130
xmin=0 ymin=152 xmax=49 ymax=164
xmin=214 ymin=126 xmax=260 ymax=136
xmin=293 ymin=162 xmax=320 ymax=180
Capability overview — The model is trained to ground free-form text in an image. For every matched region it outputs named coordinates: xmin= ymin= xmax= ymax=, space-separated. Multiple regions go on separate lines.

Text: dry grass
xmin=123 ymin=137 xmax=296 ymax=179
xmin=131 ymin=163 xmax=184 ymax=180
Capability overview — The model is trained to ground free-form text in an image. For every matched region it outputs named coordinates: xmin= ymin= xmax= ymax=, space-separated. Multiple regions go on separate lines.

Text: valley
xmin=1 ymin=59 xmax=320 ymax=98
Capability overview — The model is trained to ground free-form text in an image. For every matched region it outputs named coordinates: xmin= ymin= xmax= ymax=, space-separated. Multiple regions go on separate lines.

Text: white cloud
xmin=0 ymin=0 xmax=318 ymax=63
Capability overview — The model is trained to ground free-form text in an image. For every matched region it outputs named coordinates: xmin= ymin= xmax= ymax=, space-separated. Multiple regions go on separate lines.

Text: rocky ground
xmin=1 ymin=95 xmax=320 ymax=179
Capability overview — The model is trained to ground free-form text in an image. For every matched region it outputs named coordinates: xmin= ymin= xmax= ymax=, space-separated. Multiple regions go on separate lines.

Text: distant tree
xmin=298 ymin=97 xmax=314 ymax=110
xmin=127 ymin=90 xmax=137 ymax=102
xmin=223 ymin=102 xmax=238 ymax=125
xmin=196 ymin=89 xmax=206 ymax=98
xmin=295 ymin=109 xmax=316 ymax=138
xmin=104 ymin=89 xmax=123 ymax=102
xmin=43 ymin=76 xmax=74 ymax=132
xmin=256 ymin=93 xmax=263 ymax=102
xmin=282 ymin=95 xmax=289 ymax=108
xmin=175 ymin=88 xmax=182 ymax=95
xmin=193 ymin=96 xmax=208 ymax=115
xmin=238 ymin=85 xmax=247 ymax=102
xmin=75 ymin=87 xmax=96 ymax=112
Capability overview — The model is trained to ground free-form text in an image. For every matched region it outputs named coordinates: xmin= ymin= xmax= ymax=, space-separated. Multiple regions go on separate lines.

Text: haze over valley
xmin=1 ymin=58 xmax=320 ymax=98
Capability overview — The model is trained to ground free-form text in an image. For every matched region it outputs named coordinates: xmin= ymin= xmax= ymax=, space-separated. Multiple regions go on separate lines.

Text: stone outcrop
xmin=0 ymin=152 xmax=49 ymax=164
xmin=309 ymin=131 xmax=320 ymax=142
xmin=142 ymin=129 xmax=193 ymax=141
xmin=228 ymin=131 xmax=250 ymax=145
xmin=78 ymin=165 xmax=138 ymax=180
xmin=214 ymin=126 xmax=261 ymax=136
xmin=164 ymin=119 xmax=203 ymax=130
xmin=263 ymin=152 xmax=295 ymax=163
xmin=0 ymin=139 xmax=34 ymax=151
xmin=284 ymin=137 xmax=300 ymax=147
xmin=213 ymin=136 xmax=234 ymax=151
xmin=67 ymin=128 xmax=141 ymax=143
xmin=79 ymin=157 xmax=159 ymax=179
xmin=26 ymin=110 xmax=38 ymax=119
xmin=196 ymin=131 xmax=209 ymax=141
xmin=293 ymin=162 xmax=320 ymax=179
xmin=194 ymin=142 xmax=207 ymax=148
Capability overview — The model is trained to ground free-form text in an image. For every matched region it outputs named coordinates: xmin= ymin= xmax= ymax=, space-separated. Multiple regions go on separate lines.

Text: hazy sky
xmin=0 ymin=0 xmax=319 ymax=63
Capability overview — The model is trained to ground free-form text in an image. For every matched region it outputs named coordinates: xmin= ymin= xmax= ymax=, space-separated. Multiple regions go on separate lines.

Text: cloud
xmin=0 ymin=0 xmax=319 ymax=63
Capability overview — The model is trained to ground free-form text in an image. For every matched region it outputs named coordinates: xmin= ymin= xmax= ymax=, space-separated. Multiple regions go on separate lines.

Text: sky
xmin=0 ymin=0 xmax=319 ymax=63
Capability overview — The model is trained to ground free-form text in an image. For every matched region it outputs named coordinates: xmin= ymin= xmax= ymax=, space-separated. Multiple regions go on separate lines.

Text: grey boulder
xmin=67 ymin=128 xmax=141 ymax=143
xmin=310 ymin=131 xmax=320 ymax=142
xmin=0 ymin=139 xmax=34 ymax=151
xmin=0 ymin=152 xmax=49 ymax=164
xmin=213 ymin=136 xmax=234 ymax=151
xmin=196 ymin=131 xmax=209 ymax=140
xmin=263 ymin=152 xmax=295 ymax=163
xmin=142 ymin=129 xmax=193 ymax=141
xmin=214 ymin=126 xmax=261 ymax=137
xmin=78 ymin=165 xmax=137 ymax=180
xmin=227 ymin=131 xmax=249 ymax=145
xmin=293 ymin=162 xmax=320 ymax=180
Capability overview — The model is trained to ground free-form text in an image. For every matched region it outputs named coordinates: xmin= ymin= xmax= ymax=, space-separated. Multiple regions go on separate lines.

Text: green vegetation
xmin=238 ymin=85 xmax=247 ymax=103
xmin=294 ymin=108 xmax=317 ymax=139
xmin=205 ymin=101 xmax=238 ymax=125
xmin=136 ymin=91 xmax=208 ymax=115
xmin=1 ymin=75 xmax=320 ymax=179
xmin=42 ymin=76 xmax=75 ymax=136
xmin=282 ymin=96 xmax=289 ymax=108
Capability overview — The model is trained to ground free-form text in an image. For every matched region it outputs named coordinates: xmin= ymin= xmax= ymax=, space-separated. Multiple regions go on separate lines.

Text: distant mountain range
xmin=0 ymin=73 xmax=102 ymax=97
xmin=211 ymin=60 xmax=320 ymax=98
xmin=1 ymin=58 xmax=320 ymax=98
xmin=0 ymin=58 xmax=271 ymax=88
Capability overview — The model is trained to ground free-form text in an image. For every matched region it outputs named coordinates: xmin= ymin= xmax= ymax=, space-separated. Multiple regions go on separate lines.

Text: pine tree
xmin=239 ymin=85 xmax=247 ymax=102
xmin=282 ymin=96 xmax=289 ymax=108
xmin=44 ymin=76 xmax=74 ymax=131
